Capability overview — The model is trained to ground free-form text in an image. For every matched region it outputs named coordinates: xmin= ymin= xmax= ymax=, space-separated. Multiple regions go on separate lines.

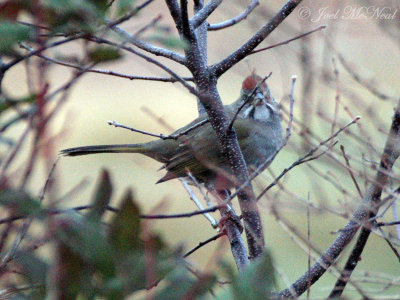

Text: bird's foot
xmin=218 ymin=210 xmax=243 ymax=234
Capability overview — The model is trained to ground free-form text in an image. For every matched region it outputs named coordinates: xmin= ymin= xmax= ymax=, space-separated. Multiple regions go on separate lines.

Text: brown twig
xmin=208 ymin=0 xmax=259 ymax=31
xmin=257 ymin=117 xmax=359 ymax=201
xmin=280 ymin=100 xmax=400 ymax=298
xmin=250 ymin=25 xmax=326 ymax=55
xmin=106 ymin=119 xmax=209 ymax=140
xmin=184 ymin=232 xmax=224 ymax=258
xmin=340 ymin=145 xmax=363 ymax=198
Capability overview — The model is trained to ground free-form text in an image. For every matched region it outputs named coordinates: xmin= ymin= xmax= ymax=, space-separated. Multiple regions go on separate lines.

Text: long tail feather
xmin=60 ymin=144 xmax=146 ymax=157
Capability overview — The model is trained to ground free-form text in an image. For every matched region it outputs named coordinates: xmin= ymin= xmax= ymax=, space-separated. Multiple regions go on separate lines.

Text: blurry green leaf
xmin=116 ymin=0 xmax=137 ymax=17
xmin=55 ymin=214 xmax=116 ymax=278
xmin=103 ymin=245 xmax=181 ymax=297
xmin=221 ymin=250 xmax=276 ymax=299
xmin=87 ymin=169 xmax=112 ymax=221
xmin=150 ymin=34 xmax=187 ymax=49
xmin=57 ymin=243 xmax=96 ymax=299
xmin=0 ymin=21 xmax=33 ymax=53
xmin=109 ymin=189 xmax=141 ymax=254
xmin=90 ymin=0 xmax=109 ymax=13
xmin=155 ymin=264 xmax=216 ymax=299
xmin=13 ymin=251 xmax=47 ymax=299
xmin=0 ymin=190 xmax=42 ymax=218
xmin=42 ymin=0 xmax=105 ymax=34
xmin=0 ymin=94 xmax=36 ymax=114
xmin=88 ymin=46 xmax=122 ymax=63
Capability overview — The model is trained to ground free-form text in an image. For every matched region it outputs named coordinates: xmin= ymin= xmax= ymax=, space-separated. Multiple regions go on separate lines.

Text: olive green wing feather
xmin=157 ymin=119 xmax=252 ymax=183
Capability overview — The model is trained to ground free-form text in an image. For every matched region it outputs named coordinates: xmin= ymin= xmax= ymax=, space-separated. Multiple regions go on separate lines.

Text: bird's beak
xmin=254 ymin=91 xmax=265 ymax=106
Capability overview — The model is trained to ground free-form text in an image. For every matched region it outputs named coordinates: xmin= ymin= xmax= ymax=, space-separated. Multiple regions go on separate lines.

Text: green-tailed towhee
xmin=61 ymin=74 xmax=283 ymax=190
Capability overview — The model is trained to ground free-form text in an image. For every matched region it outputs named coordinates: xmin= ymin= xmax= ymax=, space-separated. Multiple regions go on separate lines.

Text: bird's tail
xmin=60 ymin=144 xmax=147 ymax=157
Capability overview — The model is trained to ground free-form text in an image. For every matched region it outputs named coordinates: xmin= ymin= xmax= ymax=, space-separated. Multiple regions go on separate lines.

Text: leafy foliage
xmin=0 ymin=21 xmax=33 ymax=54
xmin=42 ymin=0 xmax=108 ymax=34
xmin=1 ymin=171 xmax=281 ymax=299
xmin=219 ymin=250 xmax=276 ymax=299
xmin=88 ymin=46 xmax=123 ymax=63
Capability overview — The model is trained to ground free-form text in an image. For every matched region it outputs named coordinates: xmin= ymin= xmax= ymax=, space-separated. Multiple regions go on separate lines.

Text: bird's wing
xmin=157 ymin=119 xmax=252 ymax=184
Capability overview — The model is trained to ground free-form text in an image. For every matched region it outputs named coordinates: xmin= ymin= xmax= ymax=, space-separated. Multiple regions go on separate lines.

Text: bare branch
xmin=213 ymin=190 xmax=249 ymax=271
xmin=258 ymin=117 xmax=359 ymax=200
xmin=279 ymin=100 xmax=400 ymax=298
xmin=107 ymin=0 xmax=155 ymax=27
xmin=165 ymin=0 xmax=183 ymax=33
xmin=87 ymin=36 xmax=198 ymax=96
xmin=106 ymin=119 xmax=209 ymax=140
xmin=250 ymin=25 xmax=326 ymax=55
xmin=133 ymin=14 xmax=163 ymax=38
xmin=109 ymin=25 xmax=186 ymax=65
xmin=2 ymin=35 xmax=82 ymax=73
xmin=191 ymin=0 xmax=223 ymax=29
xmin=340 ymin=145 xmax=363 ymax=198
xmin=180 ymin=177 xmax=218 ymax=228
xmin=180 ymin=0 xmax=193 ymax=40
xmin=184 ymin=232 xmax=224 ymax=258
xmin=20 ymin=43 xmax=192 ymax=82
xmin=211 ymin=0 xmax=303 ymax=77
xmin=107 ymin=120 xmax=165 ymax=139
xmin=338 ymin=53 xmax=396 ymax=101
xmin=208 ymin=0 xmax=259 ymax=31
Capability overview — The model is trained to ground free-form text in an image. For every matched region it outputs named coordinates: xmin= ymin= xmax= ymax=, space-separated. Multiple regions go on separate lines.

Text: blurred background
xmin=1 ymin=0 xmax=400 ymax=298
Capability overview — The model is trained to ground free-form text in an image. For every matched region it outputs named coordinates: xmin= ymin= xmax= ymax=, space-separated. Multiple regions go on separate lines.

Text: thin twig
xmin=180 ymin=178 xmax=218 ymax=228
xmin=191 ymin=0 xmax=223 ymax=29
xmin=257 ymin=117 xmax=359 ymax=200
xmin=250 ymin=25 xmax=326 ymax=55
xmin=183 ymin=232 xmax=224 ymax=258
xmin=208 ymin=0 xmax=259 ymax=31
xmin=107 ymin=0 xmax=155 ymax=27
xmin=340 ymin=145 xmax=363 ymax=198
xmin=279 ymin=100 xmax=400 ymax=298
xmin=106 ymin=119 xmax=209 ymax=140
xmin=133 ymin=14 xmax=163 ymax=38
xmin=376 ymin=226 xmax=400 ymax=262
xmin=337 ymin=53 xmax=395 ymax=101
xmin=20 ymin=43 xmax=192 ymax=82
xmin=87 ymin=36 xmax=198 ymax=96
xmin=2 ymin=35 xmax=83 ymax=72
xmin=211 ymin=0 xmax=303 ymax=77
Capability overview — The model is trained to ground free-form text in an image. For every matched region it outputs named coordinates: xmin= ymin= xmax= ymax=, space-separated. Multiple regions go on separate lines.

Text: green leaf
xmin=56 ymin=243 xmax=96 ymax=299
xmin=155 ymin=264 xmax=216 ymax=299
xmin=0 ymin=21 xmax=33 ymax=53
xmin=0 ymin=94 xmax=36 ymax=114
xmin=221 ymin=250 xmax=276 ymax=299
xmin=102 ymin=246 xmax=181 ymax=297
xmin=89 ymin=0 xmax=109 ymax=13
xmin=116 ymin=0 xmax=137 ymax=17
xmin=109 ymin=189 xmax=141 ymax=255
xmin=0 ymin=190 xmax=42 ymax=218
xmin=42 ymin=0 xmax=105 ymax=34
xmin=88 ymin=46 xmax=122 ymax=63
xmin=55 ymin=213 xmax=116 ymax=278
xmin=87 ymin=169 xmax=112 ymax=222
xmin=13 ymin=251 xmax=47 ymax=299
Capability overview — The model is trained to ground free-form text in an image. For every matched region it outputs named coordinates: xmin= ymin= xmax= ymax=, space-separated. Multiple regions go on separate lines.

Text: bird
xmin=61 ymin=74 xmax=283 ymax=191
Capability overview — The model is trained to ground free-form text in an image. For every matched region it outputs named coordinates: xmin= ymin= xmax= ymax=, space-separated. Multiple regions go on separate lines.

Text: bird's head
xmin=233 ymin=73 xmax=281 ymax=122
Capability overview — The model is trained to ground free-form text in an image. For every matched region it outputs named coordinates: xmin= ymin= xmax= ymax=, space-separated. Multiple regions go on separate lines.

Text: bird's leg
xmin=214 ymin=189 xmax=243 ymax=234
